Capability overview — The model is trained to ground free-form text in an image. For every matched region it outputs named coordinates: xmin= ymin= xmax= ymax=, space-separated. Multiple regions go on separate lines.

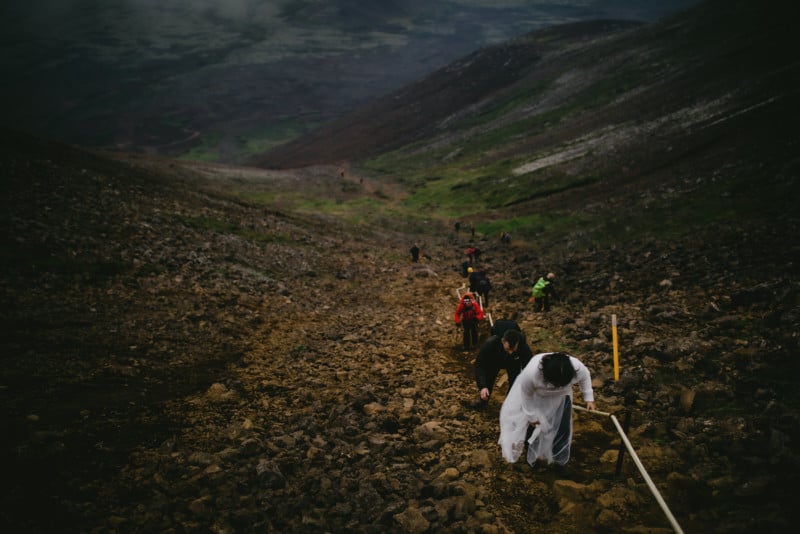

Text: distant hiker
xmin=467 ymin=267 xmax=478 ymax=290
xmin=470 ymin=225 xmax=476 ymax=239
xmin=530 ymin=272 xmax=557 ymax=312
xmin=410 ymin=243 xmax=420 ymax=262
xmin=469 ymin=268 xmax=492 ymax=307
xmin=454 ymin=292 xmax=484 ymax=351
xmin=473 ymin=247 xmax=482 ymax=265
xmin=501 ymin=232 xmax=511 ymax=245
xmin=466 ymin=326 xmax=533 ymax=410
xmin=478 ymin=272 xmax=491 ymax=306
xmin=465 ymin=246 xmax=476 ymax=263
xmin=499 ymin=352 xmax=595 ymax=467
xmin=455 ymin=222 xmax=461 ymax=233
xmin=460 ymin=260 xmax=471 ymax=278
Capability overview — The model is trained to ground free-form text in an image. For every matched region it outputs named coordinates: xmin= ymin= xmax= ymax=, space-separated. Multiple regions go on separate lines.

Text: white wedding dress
xmin=499 ymin=353 xmax=593 ymax=467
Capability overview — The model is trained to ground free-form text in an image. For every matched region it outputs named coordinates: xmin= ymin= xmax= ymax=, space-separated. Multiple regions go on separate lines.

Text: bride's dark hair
xmin=540 ymin=352 xmax=576 ymax=387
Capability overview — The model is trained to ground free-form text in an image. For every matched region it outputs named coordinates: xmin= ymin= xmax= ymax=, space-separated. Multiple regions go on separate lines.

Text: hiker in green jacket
xmin=530 ymin=272 xmax=556 ymax=312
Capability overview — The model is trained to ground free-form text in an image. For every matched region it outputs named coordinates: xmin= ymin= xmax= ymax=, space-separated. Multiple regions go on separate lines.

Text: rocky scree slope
xmin=3 ymin=126 xmax=800 ymax=533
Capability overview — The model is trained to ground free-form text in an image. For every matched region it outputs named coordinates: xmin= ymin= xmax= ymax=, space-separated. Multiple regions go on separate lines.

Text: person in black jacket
xmin=468 ymin=268 xmax=491 ymax=307
xmin=466 ymin=327 xmax=533 ymax=410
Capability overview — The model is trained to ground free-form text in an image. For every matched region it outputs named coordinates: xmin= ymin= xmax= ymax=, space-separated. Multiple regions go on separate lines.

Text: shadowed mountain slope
xmin=256 ymin=0 xmax=797 ymax=180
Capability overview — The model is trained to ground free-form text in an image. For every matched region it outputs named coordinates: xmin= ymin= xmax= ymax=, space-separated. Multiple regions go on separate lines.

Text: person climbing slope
xmin=454 ymin=292 xmax=484 ymax=351
xmin=498 ymin=352 xmax=595 ymax=468
xmin=469 ymin=267 xmax=491 ymax=307
xmin=410 ymin=243 xmax=420 ymax=262
xmin=466 ymin=326 xmax=533 ymax=410
xmin=530 ymin=272 xmax=557 ymax=312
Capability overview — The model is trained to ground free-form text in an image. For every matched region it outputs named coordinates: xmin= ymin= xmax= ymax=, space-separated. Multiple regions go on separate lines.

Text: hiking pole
xmin=456 ymin=284 xmax=467 ymax=299
xmin=573 ymin=405 xmax=684 ymax=534
xmin=612 ymin=314 xmax=620 ymax=381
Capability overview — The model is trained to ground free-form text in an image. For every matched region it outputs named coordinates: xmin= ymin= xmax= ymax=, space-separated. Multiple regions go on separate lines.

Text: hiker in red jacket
xmin=454 ymin=292 xmax=484 ymax=351
xmin=465 ymin=246 xmax=476 ymax=263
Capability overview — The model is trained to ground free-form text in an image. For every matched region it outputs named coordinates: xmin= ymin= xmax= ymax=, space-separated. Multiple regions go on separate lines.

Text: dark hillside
xmin=253 ymin=19 xmax=643 ymax=168
xmin=256 ymin=0 xmax=797 ymax=183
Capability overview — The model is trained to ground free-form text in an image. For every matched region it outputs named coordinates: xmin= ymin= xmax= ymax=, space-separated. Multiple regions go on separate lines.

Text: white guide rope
xmin=573 ymin=405 xmax=685 ymax=534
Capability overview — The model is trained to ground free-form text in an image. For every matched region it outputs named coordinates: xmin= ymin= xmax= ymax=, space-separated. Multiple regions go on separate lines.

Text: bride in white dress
xmin=499 ymin=352 xmax=596 ymax=467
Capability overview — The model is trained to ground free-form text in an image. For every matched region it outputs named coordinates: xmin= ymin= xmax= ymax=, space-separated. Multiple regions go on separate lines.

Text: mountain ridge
xmin=256 ymin=0 xmax=796 ymax=182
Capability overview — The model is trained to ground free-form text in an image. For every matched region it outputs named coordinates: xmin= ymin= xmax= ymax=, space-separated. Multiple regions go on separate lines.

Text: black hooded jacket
xmin=474 ymin=334 xmax=533 ymax=393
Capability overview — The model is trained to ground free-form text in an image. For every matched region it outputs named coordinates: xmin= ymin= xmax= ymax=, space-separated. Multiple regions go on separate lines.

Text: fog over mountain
xmin=1 ymin=0 xmax=699 ymax=164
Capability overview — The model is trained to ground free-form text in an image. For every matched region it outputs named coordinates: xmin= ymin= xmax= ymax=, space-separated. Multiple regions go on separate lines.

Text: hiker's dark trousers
xmin=462 ymin=319 xmax=479 ymax=349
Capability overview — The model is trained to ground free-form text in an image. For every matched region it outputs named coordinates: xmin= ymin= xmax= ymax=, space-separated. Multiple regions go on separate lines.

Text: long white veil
xmin=498 ymin=378 xmax=572 ymax=467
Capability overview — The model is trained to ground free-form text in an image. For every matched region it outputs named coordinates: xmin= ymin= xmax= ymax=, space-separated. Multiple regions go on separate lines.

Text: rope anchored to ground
xmin=573 ymin=404 xmax=685 ymax=534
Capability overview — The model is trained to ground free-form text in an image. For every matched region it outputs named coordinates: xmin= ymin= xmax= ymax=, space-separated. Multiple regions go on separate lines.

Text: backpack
xmin=491 ymin=319 xmax=521 ymax=338
xmin=478 ymin=276 xmax=490 ymax=293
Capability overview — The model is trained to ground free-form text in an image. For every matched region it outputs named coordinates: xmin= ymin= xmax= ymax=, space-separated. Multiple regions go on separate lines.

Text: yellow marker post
xmin=612 ymin=314 xmax=620 ymax=381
